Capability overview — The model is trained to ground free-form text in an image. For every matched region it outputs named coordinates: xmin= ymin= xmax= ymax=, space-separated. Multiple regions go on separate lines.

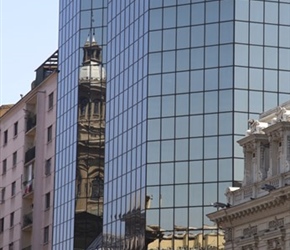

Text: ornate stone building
xmin=208 ymin=102 xmax=290 ymax=250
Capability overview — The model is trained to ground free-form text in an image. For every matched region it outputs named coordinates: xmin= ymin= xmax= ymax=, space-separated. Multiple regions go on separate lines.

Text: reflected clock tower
xmin=74 ymin=33 xmax=106 ymax=249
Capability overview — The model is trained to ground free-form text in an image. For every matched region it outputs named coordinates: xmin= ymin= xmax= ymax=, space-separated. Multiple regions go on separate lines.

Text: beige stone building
xmin=208 ymin=102 xmax=290 ymax=250
xmin=0 ymin=51 xmax=57 ymax=250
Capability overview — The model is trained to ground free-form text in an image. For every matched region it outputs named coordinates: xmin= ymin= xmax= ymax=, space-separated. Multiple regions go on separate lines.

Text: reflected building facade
xmin=103 ymin=1 xmax=290 ymax=250
xmin=53 ymin=1 xmax=107 ymax=249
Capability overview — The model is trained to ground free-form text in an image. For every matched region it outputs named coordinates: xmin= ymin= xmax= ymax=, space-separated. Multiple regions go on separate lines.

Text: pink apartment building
xmin=0 ymin=52 xmax=57 ymax=250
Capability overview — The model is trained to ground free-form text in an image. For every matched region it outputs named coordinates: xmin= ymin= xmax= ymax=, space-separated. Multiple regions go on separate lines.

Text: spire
xmin=92 ymin=31 xmax=97 ymax=45
xmin=82 ymin=31 xmax=102 ymax=65
xmin=84 ymin=34 xmax=90 ymax=47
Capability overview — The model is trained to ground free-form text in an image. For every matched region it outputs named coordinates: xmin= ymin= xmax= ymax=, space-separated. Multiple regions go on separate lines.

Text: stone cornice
xmin=208 ymin=185 xmax=290 ymax=228
xmin=263 ymin=121 xmax=290 ymax=135
xmin=237 ymin=133 xmax=268 ymax=147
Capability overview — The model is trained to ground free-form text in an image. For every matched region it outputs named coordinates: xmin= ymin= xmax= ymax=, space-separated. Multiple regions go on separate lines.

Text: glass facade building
xmin=53 ymin=0 xmax=290 ymax=249
xmin=53 ymin=1 xmax=107 ymax=249
xmin=103 ymin=0 xmax=290 ymax=249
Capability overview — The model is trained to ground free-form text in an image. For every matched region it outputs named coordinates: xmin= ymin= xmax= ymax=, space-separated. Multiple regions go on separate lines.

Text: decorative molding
xmin=243 ymin=225 xmax=258 ymax=237
xmin=268 ymin=218 xmax=284 ymax=229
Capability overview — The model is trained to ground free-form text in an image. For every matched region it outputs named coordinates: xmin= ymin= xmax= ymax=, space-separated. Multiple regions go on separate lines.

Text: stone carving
xmin=275 ymin=106 xmax=290 ymax=122
xmin=247 ymin=119 xmax=268 ymax=135
xmin=241 ymin=244 xmax=255 ymax=250
xmin=224 ymin=228 xmax=232 ymax=241
xmin=243 ymin=225 xmax=257 ymax=237
xmin=268 ymin=217 xmax=284 ymax=229
xmin=267 ymin=237 xmax=282 ymax=250
xmin=258 ymin=145 xmax=270 ymax=181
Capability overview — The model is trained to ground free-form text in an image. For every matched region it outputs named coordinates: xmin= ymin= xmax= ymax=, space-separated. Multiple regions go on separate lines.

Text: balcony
xmin=22 ymin=179 xmax=34 ymax=198
xmin=26 ymin=115 xmax=37 ymax=133
xmin=22 ymin=212 xmax=33 ymax=231
xmin=228 ymin=173 xmax=290 ymax=206
xmin=25 ymin=147 xmax=35 ymax=164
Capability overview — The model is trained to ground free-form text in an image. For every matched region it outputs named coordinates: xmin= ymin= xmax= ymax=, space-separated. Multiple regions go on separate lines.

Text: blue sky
xmin=0 ymin=1 xmax=59 ymax=105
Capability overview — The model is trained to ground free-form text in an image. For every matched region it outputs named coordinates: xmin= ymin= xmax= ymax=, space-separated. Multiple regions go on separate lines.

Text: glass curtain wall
xmin=103 ymin=1 xmax=149 ymax=249
xmin=104 ymin=0 xmax=290 ymax=250
xmin=53 ymin=0 xmax=107 ymax=249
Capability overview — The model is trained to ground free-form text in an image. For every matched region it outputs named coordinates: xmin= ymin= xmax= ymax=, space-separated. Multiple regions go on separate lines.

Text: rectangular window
xmin=12 ymin=151 xmax=17 ymax=167
xmin=3 ymin=130 xmax=8 ymax=145
xmin=45 ymin=192 xmax=50 ymax=209
xmin=11 ymin=182 xmax=16 ymax=196
xmin=48 ymin=92 xmax=54 ymax=109
xmin=1 ymin=188 xmax=5 ymax=203
xmin=2 ymin=159 xmax=7 ymax=175
xmin=44 ymin=226 xmax=49 ymax=244
xmin=45 ymin=158 xmax=51 ymax=176
xmin=47 ymin=125 xmax=52 ymax=142
xmin=13 ymin=122 xmax=18 ymax=137
xmin=9 ymin=242 xmax=13 ymax=250
xmin=10 ymin=213 xmax=14 ymax=227
xmin=0 ymin=218 xmax=4 ymax=233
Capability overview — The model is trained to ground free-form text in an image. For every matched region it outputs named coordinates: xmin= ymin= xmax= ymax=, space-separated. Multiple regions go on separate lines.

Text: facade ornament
xmin=224 ymin=228 xmax=232 ymax=241
xmin=243 ymin=225 xmax=258 ymax=237
xmin=267 ymin=237 xmax=283 ymax=250
xmin=275 ymin=106 xmax=290 ymax=122
xmin=268 ymin=217 xmax=284 ymax=229
xmin=247 ymin=119 xmax=268 ymax=135
xmin=259 ymin=145 xmax=269 ymax=181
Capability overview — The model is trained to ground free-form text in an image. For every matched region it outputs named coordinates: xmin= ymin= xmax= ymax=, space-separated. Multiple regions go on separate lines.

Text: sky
xmin=0 ymin=0 xmax=59 ymax=105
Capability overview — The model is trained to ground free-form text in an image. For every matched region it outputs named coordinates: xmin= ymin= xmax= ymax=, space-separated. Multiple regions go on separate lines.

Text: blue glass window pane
xmin=250 ymin=1 xmax=263 ymax=22
xmin=219 ymin=113 xmax=233 ymax=134
xmin=279 ymin=48 xmax=290 ymax=70
xmin=205 ymin=68 xmax=218 ymax=90
xmin=220 ymin=22 xmax=233 ymax=44
xmin=220 ymin=0 xmax=234 ymax=21
xmin=206 ymin=24 xmax=218 ymax=46
xmin=190 ymin=70 xmax=204 ymax=92
xmin=265 ymin=47 xmax=278 ymax=69
xmin=206 ymin=1 xmax=218 ymax=23
xmin=191 ymin=3 xmax=204 ymax=25
xmin=177 ymin=5 xmax=190 ymax=26
xmin=177 ymin=49 xmax=189 ymax=71
xmin=219 ymin=67 xmax=233 ymax=89
xmin=191 ymin=48 xmax=204 ymax=70
xmin=191 ymin=25 xmax=204 ymax=47
xmin=204 ymin=160 xmax=217 ymax=181
xmin=150 ymin=9 xmax=162 ymax=30
xmin=265 ymin=2 xmax=278 ymax=24
xmin=163 ymin=29 xmax=176 ymax=50
xmin=280 ymin=3 xmax=290 ymax=25
xmin=149 ymin=31 xmax=162 ymax=52
xmin=163 ymin=7 xmax=176 ymax=29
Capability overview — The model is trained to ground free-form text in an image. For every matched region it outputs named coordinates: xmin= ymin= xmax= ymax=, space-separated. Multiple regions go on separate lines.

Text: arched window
xmin=80 ymin=97 xmax=89 ymax=116
xmin=91 ymin=176 xmax=104 ymax=199
xmin=93 ymin=99 xmax=102 ymax=116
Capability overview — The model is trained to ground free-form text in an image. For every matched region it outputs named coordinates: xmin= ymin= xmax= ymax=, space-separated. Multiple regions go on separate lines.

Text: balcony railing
xmin=25 ymin=147 xmax=35 ymax=163
xmin=26 ymin=115 xmax=36 ymax=132
xmin=22 ymin=212 xmax=33 ymax=229
xmin=228 ymin=173 xmax=290 ymax=206
xmin=22 ymin=179 xmax=34 ymax=197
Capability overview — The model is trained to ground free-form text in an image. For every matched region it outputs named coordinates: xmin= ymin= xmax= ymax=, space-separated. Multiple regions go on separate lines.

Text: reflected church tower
xmin=74 ymin=33 xmax=106 ymax=249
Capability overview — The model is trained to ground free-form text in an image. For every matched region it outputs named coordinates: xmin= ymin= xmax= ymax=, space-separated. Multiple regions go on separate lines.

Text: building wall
xmin=208 ymin=102 xmax=290 ymax=250
xmin=53 ymin=1 xmax=107 ymax=249
xmin=104 ymin=0 xmax=290 ymax=249
xmin=0 ymin=105 xmax=13 ymax=118
xmin=0 ymin=71 xmax=57 ymax=250
xmin=0 ymin=102 xmax=26 ymax=249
